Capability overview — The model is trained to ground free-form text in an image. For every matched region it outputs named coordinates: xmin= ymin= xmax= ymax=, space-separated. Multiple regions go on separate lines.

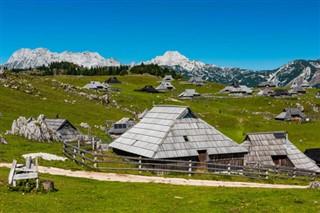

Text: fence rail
xmin=63 ymin=141 xmax=318 ymax=181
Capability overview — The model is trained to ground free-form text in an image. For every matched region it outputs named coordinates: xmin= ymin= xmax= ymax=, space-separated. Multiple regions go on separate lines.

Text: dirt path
xmin=0 ymin=163 xmax=308 ymax=189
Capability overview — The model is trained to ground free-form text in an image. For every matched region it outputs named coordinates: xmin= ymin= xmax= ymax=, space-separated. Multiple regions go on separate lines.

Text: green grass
xmin=1 ymin=74 xmax=320 ymax=211
xmin=1 ymin=73 xmax=320 ymax=169
xmin=0 ymin=167 xmax=320 ymax=213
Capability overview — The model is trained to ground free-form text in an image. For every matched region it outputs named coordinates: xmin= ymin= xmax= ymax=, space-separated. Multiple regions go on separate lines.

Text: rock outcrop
xmin=12 ymin=114 xmax=62 ymax=142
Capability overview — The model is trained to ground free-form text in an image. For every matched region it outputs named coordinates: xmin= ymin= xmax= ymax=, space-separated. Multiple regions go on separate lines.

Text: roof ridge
xmin=153 ymin=105 xmax=189 ymax=108
xmin=247 ymin=131 xmax=287 ymax=135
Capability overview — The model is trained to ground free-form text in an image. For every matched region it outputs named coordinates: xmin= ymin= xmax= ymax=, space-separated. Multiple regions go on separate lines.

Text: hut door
xmin=271 ymin=155 xmax=294 ymax=167
xmin=197 ymin=150 xmax=207 ymax=172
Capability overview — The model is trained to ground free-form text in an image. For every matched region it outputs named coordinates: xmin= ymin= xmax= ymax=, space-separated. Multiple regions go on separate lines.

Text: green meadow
xmin=0 ymin=73 xmax=320 ymax=212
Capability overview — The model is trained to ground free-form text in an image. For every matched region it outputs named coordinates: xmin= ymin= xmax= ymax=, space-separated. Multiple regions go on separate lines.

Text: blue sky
xmin=1 ymin=0 xmax=319 ymax=70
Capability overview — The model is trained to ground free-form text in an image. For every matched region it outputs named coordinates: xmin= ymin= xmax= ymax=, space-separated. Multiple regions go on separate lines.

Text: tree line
xmin=9 ymin=62 xmax=182 ymax=79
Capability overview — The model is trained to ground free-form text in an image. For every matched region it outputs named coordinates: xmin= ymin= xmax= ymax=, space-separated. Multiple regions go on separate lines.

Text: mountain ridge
xmin=4 ymin=48 xmax=320 ymax=87
xmin=4 ymin=48 xmax=121 ymax=69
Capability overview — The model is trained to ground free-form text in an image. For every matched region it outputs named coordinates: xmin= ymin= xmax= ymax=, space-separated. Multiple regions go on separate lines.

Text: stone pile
xmin=12 ymin=114 xmax=61 ymax=142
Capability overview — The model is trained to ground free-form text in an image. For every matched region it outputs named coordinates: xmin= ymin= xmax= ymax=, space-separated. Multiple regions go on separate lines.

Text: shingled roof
xmin=275 ymin=108 xmax=307 ymax=121
xmin=240 ymin=132 xmax=320 ymax=172
xmin=109 ymin=106 xmax=247 ymax=159
xmin=45 ymin=119 xmax=79 ymax=142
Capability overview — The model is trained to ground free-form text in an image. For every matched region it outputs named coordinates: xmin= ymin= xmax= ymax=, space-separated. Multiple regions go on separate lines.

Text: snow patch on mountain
xmin=146 ymin=51 xmax=212 ymax=72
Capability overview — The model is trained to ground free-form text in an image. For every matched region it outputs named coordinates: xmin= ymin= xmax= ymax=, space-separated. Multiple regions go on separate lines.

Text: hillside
xmin=0 ymin=72 xmax=320 ymax=163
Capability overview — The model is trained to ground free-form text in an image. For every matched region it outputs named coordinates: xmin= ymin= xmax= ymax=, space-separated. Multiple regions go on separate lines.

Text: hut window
xmin=180 ymin=109 xmax=197 ymax=119
xmin=183 ymin=135 xmax=189 ymax=142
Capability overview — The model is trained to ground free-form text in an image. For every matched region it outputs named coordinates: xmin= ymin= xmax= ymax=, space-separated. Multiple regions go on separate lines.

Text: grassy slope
xmin=0 ymin=167 xmax=320 ymax=213
xmin=1 ymin=74 xmax=320 ymax=211
xmin=1 ymin=74 xmax=320 ymax=163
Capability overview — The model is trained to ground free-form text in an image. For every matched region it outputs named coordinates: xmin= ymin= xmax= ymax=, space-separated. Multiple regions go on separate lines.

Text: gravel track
xmin=0 ymin=163 xmax=307 ymax=189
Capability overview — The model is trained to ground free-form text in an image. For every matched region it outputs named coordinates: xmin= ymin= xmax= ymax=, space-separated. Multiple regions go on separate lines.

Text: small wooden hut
xmin=108 ymin=118 xmax=136 ymax=135
xmin=156 ymin=82 xmax=175 ymax=91
xmin=240 ymin=132 xmax=320 ymax=172
xmin=275 ymin=108 xmax=308 ymax=122
xmin=83 ymin=81 xmax=108 ymax=90
xmin=188 ymin=76 xmax=206 ymax=86
xmin=135 ymin=85 xmax=159 ymax=93
xmin=105 ymin=77 xmax=121 ymax=84
xmin=304 ymin=149 xmax=320 ymax=165
xmin=162 ymin=75 xmax=174 ymax=82
xmin=257 ymin=81 xmax=276 ymax=88
xmin=271 ymin=89 xmax=291 ymax=97
xmin=45 ymin=119 xmax=80 ymax=142
xmin=178 ymin=89 xmax=201 ymax=99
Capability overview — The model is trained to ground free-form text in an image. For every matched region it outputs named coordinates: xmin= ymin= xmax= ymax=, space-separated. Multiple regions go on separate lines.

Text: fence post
xmin=275 ymin=165 xmax=279 ymax=179
xmin=73 ymin=148 xmax=76 ymax=162
xmin=81 ymin=152 xmax=85 ymax=165
xmin=78 ymin=140 xmax=81 ymax=155
xmin=227 ymin=163 xmax=231 ymax=175
xmin=139 ymin=156 xmax=142 ymax=174
xmin=265 ymin=170 xmax=269 ymax=180
xmin=92 ymin=138 xmax=95 ymax=151
xmin=311 ymin=172 xmax=315 ymax=181
xmin=292 ymin=167 xmax=296 ymax=179
xmin=94 ymin=151 xmax=97 ymax=169
xmin=188 ymin=160 xmax=192 ymax=177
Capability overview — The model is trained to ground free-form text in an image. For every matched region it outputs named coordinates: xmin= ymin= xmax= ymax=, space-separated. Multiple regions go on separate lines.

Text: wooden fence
xmin=63 ymin=141 xmax=318 ymax=181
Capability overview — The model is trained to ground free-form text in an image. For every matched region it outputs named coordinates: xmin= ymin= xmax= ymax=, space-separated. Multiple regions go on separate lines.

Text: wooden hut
xmin=83 ymin=81 xmax=108 ymax=90
xmin=271 ymin=89 xmax=290 ymax=97
xmin=240 ymin=132 xmax=320 ymax=172
xmin=178 ymin=89 xmax=201 ymax=99
xmin=45 ymin=119 xmax=80 ymax=142
xmin=304 ymin=149 xmax=320 ymax=165
xmin=257 ymin=81 xmax=276 ymax=88
xmin=156 ymin=82 xmax=175 ymax=91
xmin=289 ymin=86 xmax=306 ymax=95
xmin=105 ymin=77 xmax=121 ymax=84
xmin=108 ymin=118 xmax=136 ymax=135
xmin=188 ymin=76 xmax=206 ymax=86
xmin=257 ymin=88 xmax=272 ymax=96
xmin=275 ymin=108 xmax=308 ymax=122
xmin=135 ymin=85 xmax=159 ymax=93
xmin=109 ymin=106 xmax=247 ymax=165
xmin=162 ymin=75 xmax=174 ymax=82
xmin=220 ymin=85 xmax=252 ymax=95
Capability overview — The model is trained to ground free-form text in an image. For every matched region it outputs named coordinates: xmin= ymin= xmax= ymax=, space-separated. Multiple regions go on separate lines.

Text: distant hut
xmin=275 ymin=108 xmax=308 ymax=122
xmin=240 ymin=132 xmax=320 ymax=172
xmin=300 ymin=81 xmax=310 ymax=88
xmin=105 ymin=77 xmax=121 ymax=84
xmin=109 ymin=106 xmax=247 ymax=165
xmin=108 ymin=118 xmax=136 ymax=135
xmin=156 ymin=82 xmax=175 ymax=91
xmin=162 ymin=75 xmax=175 ymax=82
xmin=304 ymin=149 xmax=320 ymax=165
xmin=289 ymin=86 xmax=306 ymax=95
xmin=83 ymin=81 xmax=109 ymax=90
xmin=220 ymin=85 xmax=252 ymax=95
xmin=271 ymin=89 xmax=290 ymax=97
xmin=135 ymin=85 xmax=159 ymax=93
xmin=257 ymin=88 xmax=272 ymax=96
xmin=257 ymin=82 xmax=276 ymax=88
xmin=178 ymin=89 xmax=201 ymax=99
xmin=45 ymin=118 xmax=80 ymax=142
xmin=188 ymin=76 xmax=206 ymax=86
